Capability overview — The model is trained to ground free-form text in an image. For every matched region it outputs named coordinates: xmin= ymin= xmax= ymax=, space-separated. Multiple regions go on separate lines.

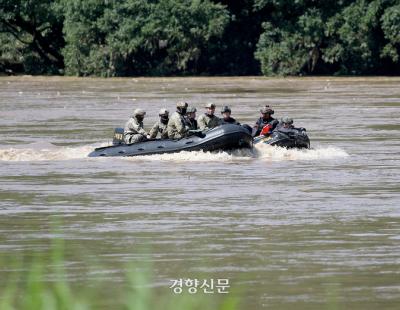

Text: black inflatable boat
xmin=254 ymin=127 xmax=310 ymax=149
xmin=88 ymin=124 xmax=253 ymax=157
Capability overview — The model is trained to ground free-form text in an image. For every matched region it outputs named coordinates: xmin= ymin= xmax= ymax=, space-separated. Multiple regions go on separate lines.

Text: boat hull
xmin=88 ymin=124 xmax=253 ymax=157
xmin=254 ymin=129 xmax=310 ymax=149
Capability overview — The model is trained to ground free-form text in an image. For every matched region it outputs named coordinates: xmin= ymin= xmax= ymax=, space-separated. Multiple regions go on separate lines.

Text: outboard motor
xmin=112 ymin=127 xmax=125 ymax=145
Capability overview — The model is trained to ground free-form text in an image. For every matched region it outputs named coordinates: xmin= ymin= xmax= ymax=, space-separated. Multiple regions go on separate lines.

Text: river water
xmin=0 ymin=76 xmax=399 ymax=309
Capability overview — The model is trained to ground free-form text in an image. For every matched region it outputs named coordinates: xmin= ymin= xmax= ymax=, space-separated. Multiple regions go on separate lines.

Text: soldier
xmin=273 ymin=116 xmax=302 ymax=137
xmin=220 ymin=106 xmax=239 ymax=125
xmin=149 ymin=108 xmax=169 ymax=139
xmin=167 ymin=101 xmax=190 ymax=139
xmin=198 ymin=102 xmax=220 ymax=130
xmin=280 ymin=117 xmax=294 ymax=129
xmin=186 ymin=106 xmax=198 ymax=130
xmin=124 ymin=108 xmax=148 ymax=144
xmin=252 ymin=105 xmax=279 ymax=137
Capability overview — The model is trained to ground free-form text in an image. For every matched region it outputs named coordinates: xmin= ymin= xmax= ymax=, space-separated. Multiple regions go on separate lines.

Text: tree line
xmin=1 ymin=0 xmax=399 ymax=76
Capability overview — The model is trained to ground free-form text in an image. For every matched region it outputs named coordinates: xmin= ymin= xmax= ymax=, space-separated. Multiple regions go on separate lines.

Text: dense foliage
xmin=1 ymin=0 xmax=399 ymax=76
xmin=0 ymin=0 xmax=64 ymax=74
xmin=254 ymin=0 xmax=400 ymax=75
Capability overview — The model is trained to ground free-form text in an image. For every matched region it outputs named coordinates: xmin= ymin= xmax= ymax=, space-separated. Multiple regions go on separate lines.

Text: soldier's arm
xmin=198 ymin=115 xmax=206 ymax=130
xmin=253 ymin=119 xmax=259 ymax=130
xmin=270 ymin=119 xmax=279 ymax=130
xmin=166 ymin=120 xmax=174 ymax=138
xmin=175 ymin=117 xmax=186 ymax=133
xmin=148 ymin=123 xmax=159 ymax=139
xmin=123 ymin=120 xmax=130 ymax=135
xmin=252 ymin=119 xmax=261 ymax=136
xmin=161 ymin=129 xmax=169 ymax=139
xmin=132 ymin=122 xmax=147 ymax=135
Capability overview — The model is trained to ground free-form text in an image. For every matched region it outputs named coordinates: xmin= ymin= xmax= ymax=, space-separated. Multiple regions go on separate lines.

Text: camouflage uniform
xmin=186 ymin=106 xmax=198 ymax=130
xmin=149 ymin=120 xmax=168 ymax=139
xmin=186 ymin=117 xmax=198 ymax=130
xmin=124 ymin=117 xmax=147 ymax=144
xmin=197 ymin=114 xmax=221 ymax=130
xmin=167 ymin=112 xmax=189 ymax=139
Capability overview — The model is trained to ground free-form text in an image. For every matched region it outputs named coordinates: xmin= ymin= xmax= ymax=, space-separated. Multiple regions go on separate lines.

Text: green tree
xmin=327 ymin=0 xmax=383 ymax=74
xmin=380 ymin=4 xmax=400 ymax=63
xmin=0 ymin=0 xmax=64 ymax=74
xmin=1 ymin=0 xmax=400 ymax=76
xmin=254 ymin=0 xmax=349 ymax=75
xmin=62 ymin=0 xmax=229 ymax=76
xmin=255 ymin=0 xmax=400 ymax=76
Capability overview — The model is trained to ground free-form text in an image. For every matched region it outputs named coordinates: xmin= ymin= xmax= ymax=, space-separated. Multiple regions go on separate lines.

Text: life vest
xmin=260 ymin=123 xmax=272 ymax=136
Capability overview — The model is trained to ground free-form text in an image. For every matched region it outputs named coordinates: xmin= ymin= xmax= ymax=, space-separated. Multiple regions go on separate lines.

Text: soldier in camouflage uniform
xmin=197 ymin=102 xmax=221 ymax=130
xmin=149 ymin=108 xmax=169 ymax=139
xmin=123 ymin=108 xmax=148 ymax=144
xmin=167 ymin=102 xmax=190 ymax=139
xmin=185 ymin=106 xmax=198 ymax=130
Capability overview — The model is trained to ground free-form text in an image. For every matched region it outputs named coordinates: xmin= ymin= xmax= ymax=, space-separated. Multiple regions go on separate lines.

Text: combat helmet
xmin=133 ymin=108 xmax=146 ymax=116
xmin=221 ymin=106 xmax=231 ymax=114
xmin=260 ymin=105 xmax=274 ymax=115
xmin=176 ymin=101 xmax=188 ymax=108
xmin=159 ymin=108 xmax=169 ymax=116
xmin=187 ymin=107 xmax=197 ymax=113
xmin=281 ymin=116 xmax=293 ymax=125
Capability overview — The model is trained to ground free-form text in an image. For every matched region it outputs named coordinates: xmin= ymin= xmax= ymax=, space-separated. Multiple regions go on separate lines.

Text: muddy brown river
xmin=0 ymin=76 xmax=399 ymax=309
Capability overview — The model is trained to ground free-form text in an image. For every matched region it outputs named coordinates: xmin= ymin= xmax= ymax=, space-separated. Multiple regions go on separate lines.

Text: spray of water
xmin=123 ymin=148 xmax=255 ymax=162
xmin=0 ymin=143 xmax=101 ymax=162
xmin=0 ymin=142 xmax=348 ymax=162
xmin=254 ymin=143 xmax=349 ymax=161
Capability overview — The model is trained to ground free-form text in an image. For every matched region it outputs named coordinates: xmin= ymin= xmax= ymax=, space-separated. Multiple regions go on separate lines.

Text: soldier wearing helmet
xmin=198 ymin=102 xmax=221 ymax=130
xmin=167 ymin=102 xmax=190 ymax=139
xmin=220 ymin=106 xmax=239 ymax=125
xmin=149 ymin=108 xmax=169 ymax=139
xmin=186 ymin=106 xmax=198 ymax=130
xmin=124 ymin=108 xmax=148 ymax=144
xmin=252 ymin=105 xmax=278 ymax=137
xmin=280 ymin=117 xmax=294 ymax=129
xmin=273 ymin=116 xmax=298 ymax=135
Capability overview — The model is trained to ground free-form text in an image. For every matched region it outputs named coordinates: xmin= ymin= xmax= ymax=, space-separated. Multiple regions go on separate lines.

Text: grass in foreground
xmin=0 ymin=239 xmax=240 ymax=310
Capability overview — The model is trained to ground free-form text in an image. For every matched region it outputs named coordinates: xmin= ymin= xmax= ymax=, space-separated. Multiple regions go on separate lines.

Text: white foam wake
xmin=254 ymin=143 xmax=349 ymax=161
xmin=130 ymin=145 xmax=349 ymax=162
xmin=0 ymin=143 xmax=348 ymax=162
xmin=0 ymin=144 xmax=99 ymax=161
xmin=124 ymin=148 xmax=254 ymax=162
